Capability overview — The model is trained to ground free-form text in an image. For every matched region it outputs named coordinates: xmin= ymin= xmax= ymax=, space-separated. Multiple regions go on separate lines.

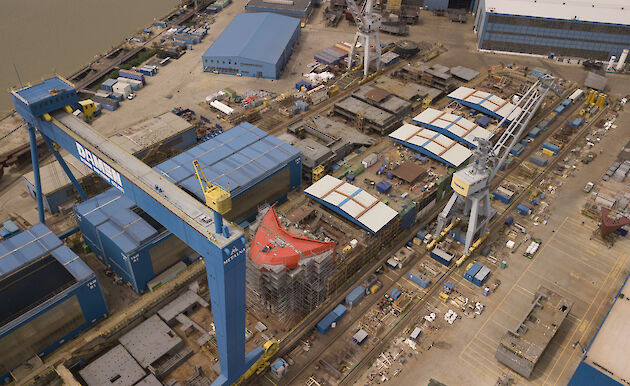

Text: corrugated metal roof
xmin=483 ymin=0 xmax=629 ymax=26
xmin=304 ymin=175 xmax=398 ymax=234
xmin=202 ymin=12 xmax=300 ymax=65
xmin=75 ymin=123 xmax=300 ymax=252
xmin=0 ymin=223 xmax=93 ymax=281
xmin=12 ymin=77 xmax=73 ymax=105
xmin=74 ymin=188 xmax=158 ymax=254
xmin=448 ymin=87 xmax=521 ymax=121
xmin=389 ymin=123 xmax=472 ymax=168
xmin=412 ymin=108 xmax=492 ymax=148
xmin=156 ymin=122 xmax=300 ymax=199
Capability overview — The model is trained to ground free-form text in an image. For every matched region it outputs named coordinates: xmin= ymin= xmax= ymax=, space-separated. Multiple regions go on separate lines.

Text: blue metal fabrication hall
xmin=75 ymin=122 xmax=301 ymax=294
xmin=202 ymin=12 xmax=301 ymax=79
xmin=0 ymin=224 xmax=108 ymax=382
xmin=10 ymin=76 xmax=301 ymax=385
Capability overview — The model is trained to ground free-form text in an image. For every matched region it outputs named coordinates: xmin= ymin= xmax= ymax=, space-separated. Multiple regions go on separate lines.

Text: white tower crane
xmin=346 ymin=0 xmax=382 ymax=78
xmin=433 ymin=75 xmax=560 ymax=256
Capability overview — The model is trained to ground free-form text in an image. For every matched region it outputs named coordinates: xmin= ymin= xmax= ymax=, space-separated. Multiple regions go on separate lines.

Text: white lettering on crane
xmin=76 ymin=142 xmax=124 ymax=192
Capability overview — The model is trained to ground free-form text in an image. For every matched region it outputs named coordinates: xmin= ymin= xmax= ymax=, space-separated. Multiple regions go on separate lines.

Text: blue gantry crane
xmin=10 ymin=77 xmax=263 ymax=385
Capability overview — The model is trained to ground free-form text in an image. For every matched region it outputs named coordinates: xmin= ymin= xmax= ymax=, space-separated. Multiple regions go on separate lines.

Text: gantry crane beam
xmin=11 ymin=78 xmax=262 ymax=386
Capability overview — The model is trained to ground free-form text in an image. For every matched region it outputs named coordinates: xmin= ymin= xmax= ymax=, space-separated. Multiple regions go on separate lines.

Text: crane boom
xmin=434 ymin=75 xmax=559 ymax=255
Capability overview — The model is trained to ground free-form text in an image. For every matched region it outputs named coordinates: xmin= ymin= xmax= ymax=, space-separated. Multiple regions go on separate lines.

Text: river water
xmin=0 ymin=0 xmax=179 ymax=115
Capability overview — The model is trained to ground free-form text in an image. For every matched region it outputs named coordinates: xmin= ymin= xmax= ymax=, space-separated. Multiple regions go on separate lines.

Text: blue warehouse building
xmin=75 ymin=122 xmax=301 ymax=293
xmin=202 ymin=13 xmax=301 ymax=79
xmin=0 ymin=224 xmax=108 ymax=382
xmin=474 ymin=0 xmax=630 ymax=60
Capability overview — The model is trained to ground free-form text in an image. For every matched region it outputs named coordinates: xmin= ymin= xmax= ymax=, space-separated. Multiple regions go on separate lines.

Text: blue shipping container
xmin=464 ymin=262 xmax=482 ymax=282
xmin=473 ymin=266 xmax=491 ymax=286
xmin=332 ymin=304 xmax=347 ymax=320
xmin=517 ymin=204 xmax=531 ymax=215
xmin=376 ymin=180 xmax=392 ymax=193
xmin=346 ymin=286 xmax=366 ymax=306
xmin=390 ymin=288 xmax=402 ymax=300
xmin=408 ymin=269 xmax=431 ymax=288
xmin=430 ymin=247 xmax=454 ymax=267
xmin=101 ymin=78 xmax=117 ymax=92
xmin=119 ymin=69 xmax=145 ymax=84
xmin=527 ymin=127 xmax=541 ymax=138
xmin=316 ymin=313 xmax=337 ymax=334
xmin=542 ymin=142 xmax=560 ymax=154
xmin=510 ymin=143 xmax=524 ymax=157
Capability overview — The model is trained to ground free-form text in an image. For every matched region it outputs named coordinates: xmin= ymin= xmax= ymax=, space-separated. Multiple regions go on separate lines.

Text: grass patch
xmin=119 ymin=48 xmax=158 ymax=70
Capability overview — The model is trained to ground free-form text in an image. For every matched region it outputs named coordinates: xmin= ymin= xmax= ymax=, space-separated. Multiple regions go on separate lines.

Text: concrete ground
xmin=1 ymin=5 xmax=630 ymax=385
xmin=392 ymin=108 xmax=630 ymax=386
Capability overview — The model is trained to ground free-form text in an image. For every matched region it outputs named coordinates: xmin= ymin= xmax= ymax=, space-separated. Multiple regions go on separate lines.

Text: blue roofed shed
xmin=74 ymin=122 xmax=301 ymax=293
xmin=202 ymin=13 xmax=301 ymax=79
xmin=0 ymin=224 xmax=107 ymax=381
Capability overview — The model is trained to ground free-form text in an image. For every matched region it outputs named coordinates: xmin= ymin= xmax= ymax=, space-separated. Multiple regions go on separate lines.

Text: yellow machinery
xmin=439 ymin=292 xmax=449 ymax=303
xmin=312 ymin=165 xmax=325 ymax=183
xmin=192 ymin=160 xmax=231 ymax=215
xmin=427 ymin=217 xmax=461 ymax=251
xmin=79 ymin=100 xmax=96 ymax=122
xmin=596 ymin=93 xmax=606 ymax=108
xmin=455 ymin=231 xmax=490 ymax=267
xmin=192 ymin=160 xmax=232 ymax=236
xmin=234 ymin=339 xmax=280 ymax=385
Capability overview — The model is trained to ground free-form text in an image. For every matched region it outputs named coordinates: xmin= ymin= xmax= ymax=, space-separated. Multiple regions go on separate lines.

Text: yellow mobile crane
xmin=234 ymin=339 xmax=281 ymax=385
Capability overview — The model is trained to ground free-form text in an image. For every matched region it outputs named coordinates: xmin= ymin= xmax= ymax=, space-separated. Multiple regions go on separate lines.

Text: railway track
xmin=339 ymin=104 xmax=609 ymax=385
xmin=269 ymin=90 xmax=601 ymax=385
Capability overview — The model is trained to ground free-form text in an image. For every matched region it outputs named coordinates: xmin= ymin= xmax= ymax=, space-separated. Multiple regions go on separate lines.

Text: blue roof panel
xmin=75 ymin=122 xmax=299 ymax=253
xmin=202 ymin=13 xmax=300 ymax=65
xmin=0 ymin=223 xmax=94 ymax=282
xmin=13 ymin=77 xmax=73 ymax=104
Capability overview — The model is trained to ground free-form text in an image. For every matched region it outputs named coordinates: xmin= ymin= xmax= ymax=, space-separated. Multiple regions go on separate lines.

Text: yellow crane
xmin=234 ymin=339 xmax=280 ymax=385
xmin=192 ymin=160 xmax=232 ymax=235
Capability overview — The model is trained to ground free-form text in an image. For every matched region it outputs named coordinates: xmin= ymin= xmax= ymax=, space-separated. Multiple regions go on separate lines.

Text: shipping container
xmin=554 ymin=104 xmax=566 ymax=114
xmin=541 ymin=148 xmax=555 ymax=157
xmin=316 ymin=313 xmax=337 ymax=334
xmin=362 ymin=153 xmax=378 ymax=168
xmin=530 ymin=154 xmax=549 ymax=167
xmin=430 ymin=247 xmax=454 ymax=267
xmin=101 ymin=78 xmax=117 ymax=92
xmin=517 ymin=203 xmax=531 ymax=215
xmin=332 ymin=304 xmax=347 ymax=320
xmin=464 ymin=262 xmax=482 ymax=282
xmin=510 ymin=143 xmax=524 ymax=156
xmin=376 ymin=180 xmax=392 ymax=193
xmin=527 ymin=127 xmax=541 ymax=138
xmin=408 ymin=269 xmax=431 ymax=288
xmin=569 ymin=117 xmax=584 ymax=128
xmin=112 ymin=82 xmax=132 ymax=98
xmin=116 ymin=77 xmax=142 ymax=90
xmin=119 ymin=69 xmax=145 ymax=83
xmin=568 ymin=89 xmax=584 ymax=101
xmin=493 ymin=187 xmax=514 ymax=204
xmin=473 ymin=266 xmax=491 ymax=286
xmin=410 ymin=327 xmax=422 ymax=340
xmin=390 ymin=288 xmax=402 ymax=300
xmin=346 ymin=286 xmax=366 ymax=306
xmin=542 ymin=142 xmax=560 ymax=154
